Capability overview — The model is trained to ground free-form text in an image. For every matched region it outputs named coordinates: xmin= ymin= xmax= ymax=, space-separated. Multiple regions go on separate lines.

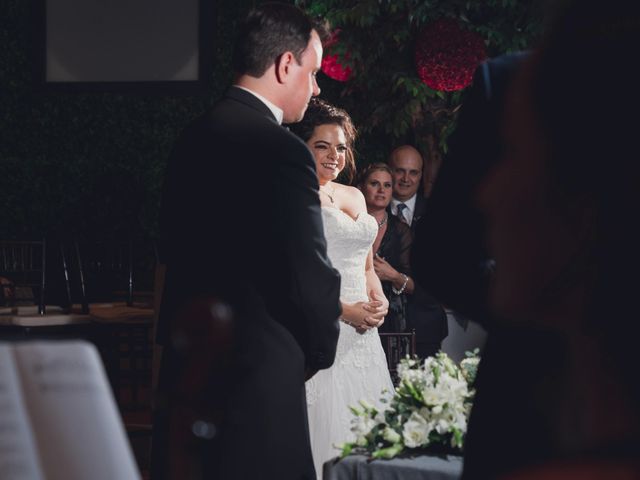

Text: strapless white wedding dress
xmin=306 ymin=206 xmax=394 ymax=478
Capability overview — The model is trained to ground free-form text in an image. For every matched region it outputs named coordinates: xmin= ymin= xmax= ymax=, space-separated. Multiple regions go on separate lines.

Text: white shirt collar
xmin=391 ymin=194 xmax=417 ymax=225
xmin=234 ymin=85 xmax=284 ymax=125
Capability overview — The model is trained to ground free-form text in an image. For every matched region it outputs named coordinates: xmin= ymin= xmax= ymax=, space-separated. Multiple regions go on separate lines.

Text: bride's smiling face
xmin=307 ymin=123 xmax=348 ymax=184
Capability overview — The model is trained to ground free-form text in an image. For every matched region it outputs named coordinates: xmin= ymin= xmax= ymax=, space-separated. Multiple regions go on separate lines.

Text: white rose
xmin=421 ymin=386 xmax=447 ymax=407
xmin=402 ymin=411 xmax=431 ymax=448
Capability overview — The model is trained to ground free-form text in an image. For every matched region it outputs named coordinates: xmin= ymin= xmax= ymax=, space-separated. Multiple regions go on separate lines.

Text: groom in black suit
xmin=153 ymin=4 xmax=341 ymax=479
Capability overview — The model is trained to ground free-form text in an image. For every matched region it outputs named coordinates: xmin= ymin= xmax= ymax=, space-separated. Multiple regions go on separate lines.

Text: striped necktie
xmin=396 ymin=203 xmax=409 ymax=225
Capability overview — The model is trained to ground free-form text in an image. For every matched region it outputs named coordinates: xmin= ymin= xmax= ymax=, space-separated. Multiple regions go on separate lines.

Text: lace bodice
xmin=321 ymin=206 xmax=378 ymax=304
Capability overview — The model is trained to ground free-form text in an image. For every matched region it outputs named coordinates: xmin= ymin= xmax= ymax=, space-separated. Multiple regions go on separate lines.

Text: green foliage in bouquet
xmin=341 ymin=351 xmax=480 ymax=460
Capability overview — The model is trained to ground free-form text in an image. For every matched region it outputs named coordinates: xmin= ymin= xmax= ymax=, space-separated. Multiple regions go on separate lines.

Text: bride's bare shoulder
xmin=334 ymin=183 xmax=363 ymax=200
xmin=335 ymin=184 xmax=366 ymax=213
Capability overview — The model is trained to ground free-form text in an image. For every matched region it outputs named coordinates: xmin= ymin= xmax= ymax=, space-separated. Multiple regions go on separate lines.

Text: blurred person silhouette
xmin=482 ymin=0 xmax=640 ymax=477
xmin=474 ymin=0 xmax=640 ymax=478
xmin=409 ymin=45 xmax=533 ymax=479
xmin=388 ymin=146 xmax=448 ymax=358
xmin=412 ymin=51 xmax=527 ymax=327
xmin=153 ymin=4 xmax=341 ymax=479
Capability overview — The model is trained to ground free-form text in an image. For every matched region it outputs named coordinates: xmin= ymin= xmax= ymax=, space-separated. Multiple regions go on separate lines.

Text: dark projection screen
xmin=43 ymin=0 xmax=203 ymax=86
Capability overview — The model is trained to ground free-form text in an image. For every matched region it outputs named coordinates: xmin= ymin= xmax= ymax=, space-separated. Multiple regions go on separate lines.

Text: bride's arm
xmin=353 ymin=185 xmax=388 ymax=317
xmin=339 ymin=249 xmax=388 ymax=329
xmin=365 ymin=248 xmax=389 ymax=318
xmin=339 ymin=251 xmax=388 ymax=330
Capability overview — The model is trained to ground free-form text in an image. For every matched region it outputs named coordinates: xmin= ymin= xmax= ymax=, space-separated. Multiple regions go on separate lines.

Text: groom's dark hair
xmin=233 ymin=2 xmax=325 ymax=77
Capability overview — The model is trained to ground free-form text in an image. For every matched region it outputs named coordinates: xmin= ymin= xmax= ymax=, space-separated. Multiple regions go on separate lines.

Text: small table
xmin=323 ymin=454 xmax=463 ymax=480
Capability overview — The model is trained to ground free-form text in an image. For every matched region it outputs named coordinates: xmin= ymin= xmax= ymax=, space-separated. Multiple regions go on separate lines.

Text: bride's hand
xmin=341 ymin=302 xmax=381 ymax=330
xmin=366 ymin=292 xmax=388 ymax=328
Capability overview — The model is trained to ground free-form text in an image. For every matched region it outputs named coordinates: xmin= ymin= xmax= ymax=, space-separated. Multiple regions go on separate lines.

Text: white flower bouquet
xmin=341 ymin=351 xmax=479 ymax=459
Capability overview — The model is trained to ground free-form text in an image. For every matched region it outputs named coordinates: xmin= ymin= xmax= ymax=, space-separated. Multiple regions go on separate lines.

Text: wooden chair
xmin=0 ymin=240 xmax=47 ymax=314
xmin=71 ymin=237 xmax=160 ymax=478
xmin=379 ymin=330 xmax=417 ymax=385
xmin=0 ymin=239 xmax=92 ymax=333
xmin=72 ymin=237 xmax=157 ymax=412
xmin=73 ymin=238 xmax=156 ymax=311
xmin=1 ymin=239 xmax=154 ymax=475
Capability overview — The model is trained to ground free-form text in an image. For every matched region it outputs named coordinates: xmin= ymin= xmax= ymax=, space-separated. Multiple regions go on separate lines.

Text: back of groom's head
xmin=233 ymin=2 xmax=319 ymax=78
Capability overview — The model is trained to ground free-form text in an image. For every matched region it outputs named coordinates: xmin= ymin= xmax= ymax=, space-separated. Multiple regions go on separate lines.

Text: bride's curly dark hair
xmin=288 ymin=98 xmax=357 ymax=184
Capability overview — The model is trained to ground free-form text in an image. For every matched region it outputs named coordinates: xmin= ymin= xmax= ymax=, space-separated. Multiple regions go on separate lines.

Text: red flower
xmin=415 ymin=18 xmax=486 ymax=92
xmin=321 ymin=54 xmax=352 ymax=82
xmin=321 ymin=30 xmax=353 ymax=82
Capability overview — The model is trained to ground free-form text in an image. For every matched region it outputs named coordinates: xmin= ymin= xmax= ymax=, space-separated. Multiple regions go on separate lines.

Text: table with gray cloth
xmin=323 ymin=454 xmax=463 ymax=480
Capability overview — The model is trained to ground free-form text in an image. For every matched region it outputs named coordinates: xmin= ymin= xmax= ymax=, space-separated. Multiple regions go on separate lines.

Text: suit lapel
xmin=413 ymin=195 xmax=428 ymax=224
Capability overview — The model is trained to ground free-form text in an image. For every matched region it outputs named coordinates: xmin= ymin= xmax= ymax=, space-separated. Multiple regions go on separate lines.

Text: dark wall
xmin=0 ymin=0 xmax=256 ymax=241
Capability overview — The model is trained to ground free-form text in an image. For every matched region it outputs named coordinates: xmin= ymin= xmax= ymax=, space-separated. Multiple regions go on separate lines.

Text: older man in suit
xmin=385 ymin=145 xmax=447 ymax=359
xmin=388 ymin=145 xmax=427 ymax=232
xmin=153 ymin=4 xmax=341 ymax=479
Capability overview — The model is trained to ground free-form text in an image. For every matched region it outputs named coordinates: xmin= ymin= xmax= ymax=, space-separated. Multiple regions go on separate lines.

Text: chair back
xmin=73 ymin=238 xmax=156 ymax=312
xmin=379 ymin=329 xmax=416 ymax=384
xmin=0 ymin=240 xmax=47 ymax=314
xmin=75 ymin=239 xmax=134 ymax=310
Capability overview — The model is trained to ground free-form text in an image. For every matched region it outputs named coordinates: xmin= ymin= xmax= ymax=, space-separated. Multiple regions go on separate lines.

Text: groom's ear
xmin=275 ymin=51 xmax=295 ymax=84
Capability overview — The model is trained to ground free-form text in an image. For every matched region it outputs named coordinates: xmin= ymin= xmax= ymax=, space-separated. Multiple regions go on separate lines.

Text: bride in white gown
xmin=291 ymin=99 xmax=395 ymax=478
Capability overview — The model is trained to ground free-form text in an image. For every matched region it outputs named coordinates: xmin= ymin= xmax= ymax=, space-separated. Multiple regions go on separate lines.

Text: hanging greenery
xmin=297 ymin=0 xmax=544 ymax=179
xmin=0 ymin=0 xmax=545 ymax=239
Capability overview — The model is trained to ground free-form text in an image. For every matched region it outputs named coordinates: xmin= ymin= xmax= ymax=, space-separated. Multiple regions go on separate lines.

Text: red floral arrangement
xmin=321 ymin=30 xmax=353 ymax=82
xmin=415 ymin=18 xmax=486 ymax=92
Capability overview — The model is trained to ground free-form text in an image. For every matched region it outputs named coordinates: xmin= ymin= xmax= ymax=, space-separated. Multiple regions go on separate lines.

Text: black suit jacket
xmin=154 ymin=87 xmax=341 ymax=479
xmin=390 ymin=195 xmax=448 ymax=357
xmin=411 ymin=52 xmax=528 ymax=328
xmin=410 ymin=194 xmax=427 ymax=234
